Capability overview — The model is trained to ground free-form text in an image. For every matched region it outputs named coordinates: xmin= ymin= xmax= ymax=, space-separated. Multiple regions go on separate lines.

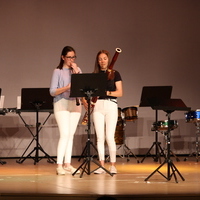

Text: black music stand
xmin=70 ymin=73 xmax=113 ymax=178
xmin=16 ymin=88 xmax=56 ymax=165
xmin=0 ymin=88 xmax=6 ymax=165
xmin=140 ymin=86 xmax=172 ymax=163
xmin=144 ymin=99 xmax=191 ymax=183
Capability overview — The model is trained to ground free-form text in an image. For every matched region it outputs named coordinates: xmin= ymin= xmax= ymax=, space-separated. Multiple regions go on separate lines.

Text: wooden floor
xmin=0 ymin=155 xmax=200 ymax=200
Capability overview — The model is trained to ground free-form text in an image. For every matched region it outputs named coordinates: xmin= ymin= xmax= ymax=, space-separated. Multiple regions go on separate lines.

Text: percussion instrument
xmin=118 ymin=107 xmax=122 ymax=121
xmin=185 ymin=110 xmax=200 ymax=123
xmin=114 ymin=120 xmax=124 ymax=145
xmin=122 ymin=106 xmax=138 ymax=121
xmin=114 ymin=108 xmax=124 ymax=145
xmin=151 ymin=120 xmax=178 ymax=131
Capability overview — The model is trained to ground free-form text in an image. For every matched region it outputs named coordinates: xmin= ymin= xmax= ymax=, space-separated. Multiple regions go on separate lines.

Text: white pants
xmin=93 ymin=99 xmax=118 ymax=163
xmin=54 ymin=98 xmax=81 ymax=164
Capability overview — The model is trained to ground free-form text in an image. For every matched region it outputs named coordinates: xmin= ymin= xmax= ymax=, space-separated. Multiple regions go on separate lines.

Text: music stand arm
xmin=86 ymin=94 xmax=92 ymax=140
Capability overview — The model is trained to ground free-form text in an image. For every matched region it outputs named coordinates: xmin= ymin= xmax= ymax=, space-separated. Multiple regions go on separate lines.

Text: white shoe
xmin=56 ymin=167 xmax=66 ymax=175
xmin=109 ymin=166 xmax=117 ymax=174
xmin=64 ymin=166 xmax=80 ymax=174
xmin=94 ymin=168 xmax=106 ymax=174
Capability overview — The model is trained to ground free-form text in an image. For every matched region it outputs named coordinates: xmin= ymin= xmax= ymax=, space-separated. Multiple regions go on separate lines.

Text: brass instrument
xmin=81 ymin=48 xmax=122 ymax=125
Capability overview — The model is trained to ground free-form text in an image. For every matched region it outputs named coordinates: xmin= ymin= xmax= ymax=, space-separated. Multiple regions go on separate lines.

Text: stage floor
xmin=0 ymin=156 xmax=200 ymax=200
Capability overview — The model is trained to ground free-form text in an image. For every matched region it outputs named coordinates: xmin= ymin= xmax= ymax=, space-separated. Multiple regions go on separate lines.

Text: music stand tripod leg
xmin=78 ymin=139 xmax=98 ymax=162
xmin=78 ymin=144 xmax=88 ymax=161
xmin=0 ymin=159 xmax=6 ymax=165
xmin=144 ymin=160 xmax=167 ymax=182
xmin=168 ymin=160 xmax=185 ymax=182
xmin=38 ymin=145 xmax=56 ymax=164
xmin=16 ymin=136 xmax=37 ymax=164
xmin=140 ymin=141 xmax=164 ymax=163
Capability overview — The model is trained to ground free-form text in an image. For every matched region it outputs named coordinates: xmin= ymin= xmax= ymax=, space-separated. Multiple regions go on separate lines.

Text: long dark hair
xmin=57 ymin=46 xmax=76 ymax=69
xmin=93 ymin=50 xmax=111 ymax=73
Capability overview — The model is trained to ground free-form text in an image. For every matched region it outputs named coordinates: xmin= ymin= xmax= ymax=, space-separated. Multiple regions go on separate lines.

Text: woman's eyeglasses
xmin=65 ymin=56 xmax=76 ymax=59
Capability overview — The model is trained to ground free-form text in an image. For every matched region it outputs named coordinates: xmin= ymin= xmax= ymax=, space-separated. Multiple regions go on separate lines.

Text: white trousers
xmin=54 ymin=98 xmax=81 ymax=164
xmin=93 ymin=99 xmax=118 ymax=163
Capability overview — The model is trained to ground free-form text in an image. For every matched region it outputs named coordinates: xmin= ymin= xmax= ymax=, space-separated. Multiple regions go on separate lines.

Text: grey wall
xmin=0 ymin=0 xmax=200 ymax=158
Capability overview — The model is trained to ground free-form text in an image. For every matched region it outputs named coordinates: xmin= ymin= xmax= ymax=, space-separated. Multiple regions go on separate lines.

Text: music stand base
xmin=73 ymin=140 xmax=113 ymax=178
xmin=144 ymin=159 xmax=185 ymax=183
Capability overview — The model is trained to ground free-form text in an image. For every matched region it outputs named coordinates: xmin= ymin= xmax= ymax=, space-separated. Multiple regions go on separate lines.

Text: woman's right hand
xmin=66 ymin=83 xmax=71 ymax=91
xmin=81 ymin=98 xmax=88 ymax=110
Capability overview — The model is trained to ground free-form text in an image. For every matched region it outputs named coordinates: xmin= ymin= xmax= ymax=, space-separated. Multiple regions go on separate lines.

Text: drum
xmin=114 ymin=120 xmax=124 ymax=145
xmin=122 ymin=106 xmax=138 ymax=121
xmin=118 ymin=107 xmax=122 ymax=121
xmin=151 ymin=120 xmax=178 ymax=131
xmin=185 ymin=110 xmax=200 ymax=123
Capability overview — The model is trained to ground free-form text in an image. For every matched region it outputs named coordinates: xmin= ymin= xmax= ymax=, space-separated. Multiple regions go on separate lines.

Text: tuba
xmin=81 ymin=48 xmax=122 ymax=125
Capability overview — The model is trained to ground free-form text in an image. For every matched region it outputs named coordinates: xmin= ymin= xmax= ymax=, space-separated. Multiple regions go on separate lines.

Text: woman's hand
xmin=81 ymin=98 xmax=88 ymax=110
xmin=54 ymin=83 xmax=71 ymax=96
xmin=70 ymin=63 xmax=80 ymax=74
